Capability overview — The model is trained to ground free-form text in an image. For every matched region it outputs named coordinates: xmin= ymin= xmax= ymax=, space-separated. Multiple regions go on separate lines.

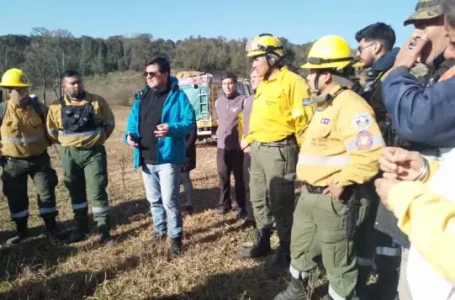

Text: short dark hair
xmin=444 ymin=0 xmax=455 ymax=26
xmin=222 ymin=73 xmax=237 ymax=83
xmin=355 ymin=22 xmax=396 ymax=51
xmin=60 ymin=70 xmax=82 ymax=81
xmin=145 ymin=56 xmax=171 ymax=74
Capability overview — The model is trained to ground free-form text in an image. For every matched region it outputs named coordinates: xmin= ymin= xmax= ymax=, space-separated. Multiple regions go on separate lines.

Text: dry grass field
xmin=0 ymin=87 xmax=329 ymax=300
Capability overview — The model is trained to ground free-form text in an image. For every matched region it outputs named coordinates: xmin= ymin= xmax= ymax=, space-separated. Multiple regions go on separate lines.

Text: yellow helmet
xmin=0 ymin=68 xmax=30 ymax=87
xmin=246 ymin=33 xmax=284 ymax=58
xmin=301 ymin=35 xmax=353 ymax=70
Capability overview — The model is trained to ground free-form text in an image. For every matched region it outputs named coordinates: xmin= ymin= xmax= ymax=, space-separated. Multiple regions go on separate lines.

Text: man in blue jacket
xmin=382 ymin=0 xmax=455 ymax=153
xmin=380 ymin=0 xmax=455 ymax=298
xmin=124 ymin=56 xmax=195 ymax=259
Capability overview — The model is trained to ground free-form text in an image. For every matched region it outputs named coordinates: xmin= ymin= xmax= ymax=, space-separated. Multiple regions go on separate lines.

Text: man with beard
xmin=47 ymin=70 xmax=116 ymax=246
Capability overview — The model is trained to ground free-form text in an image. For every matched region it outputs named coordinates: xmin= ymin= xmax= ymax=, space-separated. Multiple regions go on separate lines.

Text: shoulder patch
xmin=355 ymin=130 xmax=373 ymax=150
xmin=320 ymin=117 xmax=330 ymax=125
xmin=352 ymin=112 xmax=372 ymax=130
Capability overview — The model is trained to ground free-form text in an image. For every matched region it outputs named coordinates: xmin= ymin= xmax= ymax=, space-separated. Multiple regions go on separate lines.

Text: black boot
xmin=100 ymin=231 xmax=115 ymax=247
xmin=67 ymin=216 xmax=90 ymax=244
xmin=267 ymin=243 xmax=291 ymax=276
xmin=6 ymin=217 xmax=29 ymax=245
xmin=43 ymin=216 xmax=67 ymax=243
xmin=168 ymin=237 xmax=183 ymax=259
xmin=274 ymin=277 xmax=309 ymax=300
xmin=238 ymin=228 xmax=272 ymax=258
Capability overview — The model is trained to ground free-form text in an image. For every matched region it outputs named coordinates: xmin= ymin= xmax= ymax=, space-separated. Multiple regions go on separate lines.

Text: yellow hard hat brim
xmin=0 ymin=82 xmax=30 ymax=87
xmin=247 ymin=50 xmax=266 ymax=58
xmin=301 ymin=61 xmax=351 ymax=70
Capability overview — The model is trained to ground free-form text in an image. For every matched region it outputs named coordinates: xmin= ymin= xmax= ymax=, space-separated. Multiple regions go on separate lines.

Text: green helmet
xmin=404 ymin=0 xmax=444 ymax=26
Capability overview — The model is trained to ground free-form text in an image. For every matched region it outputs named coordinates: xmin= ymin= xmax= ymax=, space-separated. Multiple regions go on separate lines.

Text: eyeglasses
xmin=143 ymin=71 xmax=160 ymax=77
xmin=357 ymin=43 xmax=376 ymax=53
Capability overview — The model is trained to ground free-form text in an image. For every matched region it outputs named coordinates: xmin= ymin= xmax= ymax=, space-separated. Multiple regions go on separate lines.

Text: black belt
xmin=303 ymin=182 xmax=326 ymax=194
xmin=2 ymin=152 xmax=46 ymax=161
xmin=255 ymin=135 xmax=296 ymax=148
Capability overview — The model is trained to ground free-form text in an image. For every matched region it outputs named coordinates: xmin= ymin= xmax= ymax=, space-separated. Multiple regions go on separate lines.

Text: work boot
xmin=100 ymin=231 xmax=115 ymax=247
xmin=238 ymin=228 xmax=272 ymax=259
xmin=274 ymin=277 xmax=309 ymax=300
xmin=43 ymin=216 xmax=67 ymax=243
xmin=152 ymin=232 xmax=167 ymax=244
xmin=67 ymin=216 xmax=90 ymax=244
xmin=267 ymin=243 xmax=291 ymax=276
xmin=168 ymin=237 xmax=183 ymax=260
xmin=242 ymin=219 xmax=256 ymax=228
xmin=237 ymin=208 xmax=248 ymax=220
xmin=6 ymin=217 xmax=29 ymax=245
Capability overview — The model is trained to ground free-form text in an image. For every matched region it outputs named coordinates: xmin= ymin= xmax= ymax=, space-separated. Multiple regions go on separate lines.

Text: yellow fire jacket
xmin=388 ymin=156 xmax=455 ymax=285
xmin=47 ymin=93 xmax=115 ymax=148
xmin=297 ymin=85 xmax=384 ymax=186
xmin=0 ymin=100 xmax=49 ymax=158
xmin=244 ymin=67 xmax=313 ymax=146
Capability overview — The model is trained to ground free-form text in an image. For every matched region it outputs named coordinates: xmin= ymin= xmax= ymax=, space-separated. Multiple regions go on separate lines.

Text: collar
xmin=225 ymin=92 xmax=239 ymax=100
xmin=371 ymin=47 xmax=400 ymax=72
xmin=63 ymin=92 xmax=91 ymax=105
xmin=265 ymin=66 xmax=288 ymax=82
xmin=432 ymin=52 xmax=447 ymax=69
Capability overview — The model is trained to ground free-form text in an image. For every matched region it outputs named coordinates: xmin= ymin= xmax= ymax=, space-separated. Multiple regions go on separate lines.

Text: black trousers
xmin=216 ymin=148 xmax=246 ymax=210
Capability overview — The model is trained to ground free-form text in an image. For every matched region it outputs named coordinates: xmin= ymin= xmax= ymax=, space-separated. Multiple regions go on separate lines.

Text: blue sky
xmin=0 ymin=0 xmax=416 ymax=47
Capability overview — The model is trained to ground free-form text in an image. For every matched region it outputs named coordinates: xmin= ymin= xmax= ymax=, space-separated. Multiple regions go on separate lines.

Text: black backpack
xmin=0 ymin=95 xmax=45 ymax=126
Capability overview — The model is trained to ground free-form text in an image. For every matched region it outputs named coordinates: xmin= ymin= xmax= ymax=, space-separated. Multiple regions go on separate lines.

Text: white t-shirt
xmin=407 ymin=148 xmax=455 ymax=300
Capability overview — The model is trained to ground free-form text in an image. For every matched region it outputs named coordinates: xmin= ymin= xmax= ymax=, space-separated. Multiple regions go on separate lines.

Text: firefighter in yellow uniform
xmin=238 ymin=33 xmax=313 ymax=274
xmin=0 ymin=68 xmax=63 ymax=245
xmin=47 ymin=70 xmax=115 ymax=245
xmin=274 ymin=36 xmax=384 ymax=300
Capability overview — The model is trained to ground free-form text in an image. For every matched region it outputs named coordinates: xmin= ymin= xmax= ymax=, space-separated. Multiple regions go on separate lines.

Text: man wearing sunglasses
xmin=0 ymin=68 xmax=64 ymax=245
xmin=238 ymin=33 xmax=313 ymax=275
xmin=125 ymin=56 xmax=194 ymax=259
xmin=47 ymin=70 xmax=116 ymax=246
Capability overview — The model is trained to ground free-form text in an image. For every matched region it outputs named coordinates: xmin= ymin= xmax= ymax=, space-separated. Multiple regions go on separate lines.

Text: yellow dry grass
xmin=0 ymin=106 xmax=329 ymax=300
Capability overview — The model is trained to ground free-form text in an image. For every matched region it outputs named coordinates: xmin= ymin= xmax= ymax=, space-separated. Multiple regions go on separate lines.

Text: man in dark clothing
xmin=215 ymin=73 xmax=247 ymax=218
xmin=125 ymin=56 xmax=194 ymax=259
xmin=180 ymin=111 xmax=197 ymax=215
xmin=354 ymin=22 xmax=402 ymax=300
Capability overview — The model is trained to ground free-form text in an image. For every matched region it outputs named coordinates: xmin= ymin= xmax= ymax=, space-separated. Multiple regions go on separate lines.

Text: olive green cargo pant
xmin=290 ymin=188 xmax=369 ymax=299
xmin=2 ymin=152 xmax=58 ymax=221
xmin=250 ymin=141 xmax=297 ymax=246
xmin=60 ymin=145 xmax=110 ymax=233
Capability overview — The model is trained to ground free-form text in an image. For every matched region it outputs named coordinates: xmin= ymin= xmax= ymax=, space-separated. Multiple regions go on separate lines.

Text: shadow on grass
xmin=0 ymin=255 xmax=140 ymax=300
xmin=0 ymin=236 xmax=78 ymax=282
xmin=142 ymin=264 xmax=287 ymax=300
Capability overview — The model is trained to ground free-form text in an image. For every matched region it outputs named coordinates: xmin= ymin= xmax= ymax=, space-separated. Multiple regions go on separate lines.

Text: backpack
xmin=0 ymin=95 xmax=45 ymax=126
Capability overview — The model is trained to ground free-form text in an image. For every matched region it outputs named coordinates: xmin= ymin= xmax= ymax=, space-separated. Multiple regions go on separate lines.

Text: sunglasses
xmin=357 ymin=43 xmax=376 ymax=53
xmin=143 ymin=71 xmax=161 ymax=77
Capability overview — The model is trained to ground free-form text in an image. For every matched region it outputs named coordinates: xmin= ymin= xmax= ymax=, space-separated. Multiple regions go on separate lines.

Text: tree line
xmin=0 ymin=28 xmax=313 ymax=102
